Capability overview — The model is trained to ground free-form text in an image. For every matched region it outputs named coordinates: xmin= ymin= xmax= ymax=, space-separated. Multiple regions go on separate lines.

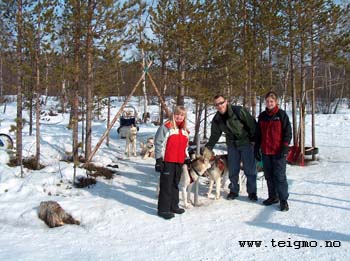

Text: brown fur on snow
xmin=38 ymin=201 xmax=80 ymax=228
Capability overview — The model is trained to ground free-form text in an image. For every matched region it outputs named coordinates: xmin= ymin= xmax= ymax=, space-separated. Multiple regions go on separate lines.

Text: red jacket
xmin=257 ymin=106 xmax=292 ymax=155
xmin=155 ymin=121 xmax=189 ymax=163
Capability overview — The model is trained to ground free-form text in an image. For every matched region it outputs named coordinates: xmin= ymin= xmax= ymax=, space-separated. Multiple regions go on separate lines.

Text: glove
xmin=155 ymin=158 xmax=164 ymax=172
xmin=184 ymin=158 xmax=192 ymax=165
xmin=254 ymin=147 xmax=262 ymax=161
xmin=278 ymin=145 xmax=289 ymax=159
xmin=203 ymin=147 xmax=213 ymax=160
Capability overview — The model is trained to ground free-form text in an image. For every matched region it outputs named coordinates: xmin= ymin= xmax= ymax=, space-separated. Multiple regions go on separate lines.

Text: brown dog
xmin=38 ymin=201 xmax=80 ymax=228
xmin=140 ymin=137 xmax=155 ymax=159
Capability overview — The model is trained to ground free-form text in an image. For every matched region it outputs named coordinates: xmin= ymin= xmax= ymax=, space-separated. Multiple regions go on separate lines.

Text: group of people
xmin=154 ymin=91 xmax=292 ymax=220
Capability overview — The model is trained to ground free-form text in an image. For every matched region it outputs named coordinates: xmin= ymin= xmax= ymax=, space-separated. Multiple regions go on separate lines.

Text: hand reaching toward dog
xmin=203 ymin=147 xmax=213 ymax=160
xmin=184 ymin=158 xmax=192 ymax=165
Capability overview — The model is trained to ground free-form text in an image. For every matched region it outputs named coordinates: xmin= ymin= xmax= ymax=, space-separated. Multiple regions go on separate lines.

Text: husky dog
xmin=38 ymin=201 xmax=80 ymax=228
xmin=125 ymin=125 xmax=138 ymax=157
xmin=206 ymin=155 xmax=229 ymax=200
xmin=179 ymin=157 xmax=211 ymax=208
xmin=140 ymin=137 xmax=155 ymax=159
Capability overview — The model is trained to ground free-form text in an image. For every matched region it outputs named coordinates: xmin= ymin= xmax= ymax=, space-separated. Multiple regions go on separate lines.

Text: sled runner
xmin=0 ymin=133 xmax=14 ymax=150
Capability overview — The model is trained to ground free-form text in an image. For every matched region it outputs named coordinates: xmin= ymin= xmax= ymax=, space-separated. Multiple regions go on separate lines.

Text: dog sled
xmin=117 ymin=105 xmax=139 ymax=138
xmin=0 ymin=133 xmax=14 ymax=150
xmin=287 ymin=145 xmax=319 ymax=166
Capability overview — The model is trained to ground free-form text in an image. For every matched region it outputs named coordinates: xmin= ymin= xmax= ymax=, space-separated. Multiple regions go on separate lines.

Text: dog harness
xmin=209 ymin=156 xmax=226 ymax=177
xmin=185 ymin=159 xmax=202 ymax=184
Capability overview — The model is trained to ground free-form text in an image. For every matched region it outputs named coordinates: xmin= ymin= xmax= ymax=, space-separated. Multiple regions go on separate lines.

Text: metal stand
xmin=194 ymin=133 xmax=201 ymax=206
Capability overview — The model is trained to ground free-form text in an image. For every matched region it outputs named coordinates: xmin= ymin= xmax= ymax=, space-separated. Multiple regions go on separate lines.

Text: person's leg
xmin=240 ymin=144 xmax=257 ymax=194
xmin=170 ymin=163 xmax=183 ymax=211
xmin=227 ymin=145 xmax=241 ymax=194
xmin=273 ymin=156 xmax=289 ymax=201
xmin=158 ymin=162 xmax=174 ymax=214
xmin=262 ymin=154 xmax=279 ymax=205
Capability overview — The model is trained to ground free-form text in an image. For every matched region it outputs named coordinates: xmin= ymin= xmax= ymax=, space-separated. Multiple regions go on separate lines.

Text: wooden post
xmin=83 ymin=61 xmax=153 ymax=166
xmin=147 ymin=72 xmax=171 ymax=118
xmin=83 ymin=61 xmax=173 ymax=166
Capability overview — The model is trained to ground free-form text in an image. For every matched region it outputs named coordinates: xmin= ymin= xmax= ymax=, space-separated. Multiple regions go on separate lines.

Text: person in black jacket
xmin=255 ymin=91 xmax=292 ymax=211
xmin=204 ymin=95 xmax=258 ymax=201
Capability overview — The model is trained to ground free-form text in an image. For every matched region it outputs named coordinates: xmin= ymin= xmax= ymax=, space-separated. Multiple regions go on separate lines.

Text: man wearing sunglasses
xmin=204 ymin=95 xmax=258 ymax=201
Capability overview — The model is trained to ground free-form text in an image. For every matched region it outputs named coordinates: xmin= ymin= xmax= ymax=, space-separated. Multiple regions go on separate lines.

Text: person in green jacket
xmin=204 ymin=95 xmax=258 ymax=201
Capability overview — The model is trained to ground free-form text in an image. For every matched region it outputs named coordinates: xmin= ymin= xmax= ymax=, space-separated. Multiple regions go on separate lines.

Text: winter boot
xmin=263 ymin=197 xmax=279 ymax=206
xmin=158 ymin=212 xmax=175 ymax=220
xmin=248 ymin=193 xmax=258 ymax=201
xmin=171 ymin=208 xmax=185 ymax=214
xmin=280 ymin=200 xmax=289 ymax=212
xmin=226 ymin=192 xmax=238 ymax=200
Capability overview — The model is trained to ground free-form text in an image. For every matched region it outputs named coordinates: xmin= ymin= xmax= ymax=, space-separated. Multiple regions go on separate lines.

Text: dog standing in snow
xmin=125 ymin=125 xmax=138 ymax=157
xmin=179 ymin=156 xmax=211 ymax=208
xmin=206 ymin=155 xmax=229 ymax=200
xmin=140 ymin=137 xmax=155 ymax=159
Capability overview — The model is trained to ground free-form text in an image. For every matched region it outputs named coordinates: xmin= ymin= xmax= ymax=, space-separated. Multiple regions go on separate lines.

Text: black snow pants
xmin=158 ymin=162 xmax=182 ymax=213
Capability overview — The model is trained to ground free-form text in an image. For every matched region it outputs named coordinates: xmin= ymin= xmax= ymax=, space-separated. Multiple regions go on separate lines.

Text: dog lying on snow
xmin=125 ymin=124 xmax=138 ymax=157
xmin=140 ymin=137 xmax=155 ymax=159
xmin=179 ymin=156 xmax=211 ymax=208
xmin=38 ymin=201 xmax=80 ymax=228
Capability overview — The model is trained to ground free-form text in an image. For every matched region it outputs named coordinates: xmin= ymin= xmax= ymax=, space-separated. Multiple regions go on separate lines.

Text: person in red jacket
xmin=154 ymin=106 xmax=189 ymax=220
xmin=255 ymin=91 xmax=292 ymax=211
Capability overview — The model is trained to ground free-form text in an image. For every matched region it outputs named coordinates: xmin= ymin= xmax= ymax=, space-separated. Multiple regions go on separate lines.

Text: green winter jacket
xmin=206 ymin=105 xmax=257 ymax=149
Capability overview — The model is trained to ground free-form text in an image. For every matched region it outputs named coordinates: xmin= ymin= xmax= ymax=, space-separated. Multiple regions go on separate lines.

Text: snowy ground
xmin=0 ymin=97 xmax=349 ymax=261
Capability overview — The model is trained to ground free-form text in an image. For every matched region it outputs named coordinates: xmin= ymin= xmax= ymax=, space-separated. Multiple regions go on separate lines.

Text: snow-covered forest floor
xmin=0 ymin=97 xmax=349 ymax=260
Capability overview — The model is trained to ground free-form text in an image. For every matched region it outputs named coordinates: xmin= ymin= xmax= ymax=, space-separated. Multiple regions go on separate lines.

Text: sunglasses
xmin=214 ymin=100 xmax=226 ymax=107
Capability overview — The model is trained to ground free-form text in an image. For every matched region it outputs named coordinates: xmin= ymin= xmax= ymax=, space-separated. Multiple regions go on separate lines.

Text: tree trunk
xmin=193 ymin=101 xmax=204 ymax=145
xmin=299 ymin=26 xmax=305 ymax=162
xmin=29 ymin=94 xmax=33 ymax=136
xmin=85 ymin=0 xmax=94 ymax=160
xmin=289 ymin=0 xmax=297 ymax=146
xmin=310 ymin=24 xmax=316 ymax=160
xmin=106 ymin=97 xmax=111 ymax=146
xmin=160 ymin=51 xmax=168 ymax=124
xmin=327 ymin=64 xmax=332 ymax=114
xmin=333 ymin=67 xmax=345 ymax=114
xmin=203 ymin=104 xmax=208 ymax=140
xmin=72 ymin=0 xmax=81 ymax=182
xmin=44 ymin=54 xmax=49 ymax=105
xmin=177 ymin=54 xmax=185 ymax=106
xmin=16 ymin=0 xmax=23 ymax=172
xmin=35 ymin=0 xmax=42 ymax=170
xmin=243 ymin=0 xmax=248 ymax=107
xmin=0 ymin=51 xmax=3 ymax=99
xmin=141 ymin=48 xmax=148 ymax=122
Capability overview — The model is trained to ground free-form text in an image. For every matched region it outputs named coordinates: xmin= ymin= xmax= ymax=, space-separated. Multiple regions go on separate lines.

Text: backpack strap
xmin=231 ymin=105 xmax=251 ymax=136
xmin=231 ymin=105 xmax=242 ymax=121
